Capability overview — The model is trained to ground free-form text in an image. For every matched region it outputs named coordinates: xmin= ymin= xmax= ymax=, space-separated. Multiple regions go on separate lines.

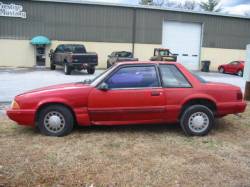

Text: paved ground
xmin=0 ymin=67 xmax=103 ymax=102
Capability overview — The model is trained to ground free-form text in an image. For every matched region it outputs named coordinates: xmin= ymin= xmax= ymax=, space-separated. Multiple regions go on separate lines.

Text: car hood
xmin=17 ymin=82 xmax=92 ymax=96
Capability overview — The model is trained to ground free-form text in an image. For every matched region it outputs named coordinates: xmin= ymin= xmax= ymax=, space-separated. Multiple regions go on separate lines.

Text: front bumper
xmin=217 ymin=101 xmax=247 ymax=116
xmin=6 ymin=109 xmax=36 ymax=126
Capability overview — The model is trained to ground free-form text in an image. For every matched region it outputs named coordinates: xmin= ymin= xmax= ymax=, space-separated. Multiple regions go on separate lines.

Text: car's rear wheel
xmin=37 ymin=105 xmax=74 ymax=136
xmin=180 ymin=105 xmax=214 ymax=136
xmin=237 ymin=70 xmax=243 ymax=77
xmin=87 ymin=67 xmax=95 ymax=74
xmin=107 ymin=61 xmax=112 ymax=69
xmin=64 ymin=63 xmax=71 ymax=75
xmin=219 ymin=67 xmax=224 ymax=73
xmin=50 ymin=63 xmax=56 ymax=70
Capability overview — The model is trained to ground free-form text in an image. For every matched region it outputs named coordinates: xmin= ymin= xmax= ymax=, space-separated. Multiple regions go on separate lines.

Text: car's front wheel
xmin=219 ymin=67 xmax=224 ymax=73
xmin=64 ymin=63 xmax=72 ymax=75
xmin=107 ymin=61 xmax=112 ymax=69
xmin=37 ymin=105 xmax=74 ymax=136
xmin=50 ymin=63 xmax=56 ymax=70
xmin=180 ymin=105 xmax=214 ymax=136
xmin=237 ymin=70 xmax=243 ymax=77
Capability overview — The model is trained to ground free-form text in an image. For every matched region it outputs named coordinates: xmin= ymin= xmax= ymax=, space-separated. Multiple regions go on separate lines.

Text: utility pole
xmin=244 ymin=44 xmax=250 ymax=100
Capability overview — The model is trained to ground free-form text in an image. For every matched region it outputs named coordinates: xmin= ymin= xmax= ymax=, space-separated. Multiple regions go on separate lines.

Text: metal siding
xmin=135 ymin=8 xmax=250 ymax=49
xmin=1 ymin=0 xmax=250 ymax=49
xmin=0 ymin=0 xmax=133 ymax=42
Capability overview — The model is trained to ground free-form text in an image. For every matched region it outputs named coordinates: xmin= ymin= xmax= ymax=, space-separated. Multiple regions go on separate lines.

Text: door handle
xmin=151 ymin=91 xmax=160 ymax=96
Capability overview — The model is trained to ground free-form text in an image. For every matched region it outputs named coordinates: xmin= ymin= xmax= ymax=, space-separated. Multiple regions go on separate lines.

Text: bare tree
xmin=139 ymin=0 xmax=154 ymax=5
xmin=139 ymin=0 xmax=197 ymax=10
xmin=200 ymin=0 xmax=221 ymax=12
xmin=183 ymin=1 xmax=197 ymax=10
xmin=245 ymin=12 xmax=250 ymax=17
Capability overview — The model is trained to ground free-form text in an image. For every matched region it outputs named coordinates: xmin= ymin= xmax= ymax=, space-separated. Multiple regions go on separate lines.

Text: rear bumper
xmin=217 ymin=101 xmax=247 ymax=116
xmin=6 ymin=109 xmax=36 ymax=126
xmin=69 ymin=62 xmax=98 ymax=67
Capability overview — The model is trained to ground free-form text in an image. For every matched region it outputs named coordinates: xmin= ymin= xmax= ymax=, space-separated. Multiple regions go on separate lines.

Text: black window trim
xmin=157 ymin=64 xmax=193 ymax=88
xmin=96 ymin=64 xmax=162 ymax=90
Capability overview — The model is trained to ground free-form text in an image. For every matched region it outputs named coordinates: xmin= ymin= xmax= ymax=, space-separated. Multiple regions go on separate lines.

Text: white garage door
xmin=162 ymin=21 xmax=202 ymax=70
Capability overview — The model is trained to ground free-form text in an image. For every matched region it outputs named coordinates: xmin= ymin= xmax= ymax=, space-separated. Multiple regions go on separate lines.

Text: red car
xmin=7 ymin=61 xmax=246 ymax=136
xmin=218 ymin=61 xmax=245 ymax=76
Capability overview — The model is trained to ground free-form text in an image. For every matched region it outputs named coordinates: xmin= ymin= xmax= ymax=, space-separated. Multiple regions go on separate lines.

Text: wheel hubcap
xmin=188 ymin=112 xmax=209 ymax=133
xmin=238 ymin=71 xmax=242 ymax=76
xmin=44 ymin=111 xmax=65 ymax=133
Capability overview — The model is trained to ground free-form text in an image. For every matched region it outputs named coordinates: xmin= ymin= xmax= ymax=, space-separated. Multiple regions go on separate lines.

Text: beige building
xmin=0 ymin=0 xmax=249 ymax=71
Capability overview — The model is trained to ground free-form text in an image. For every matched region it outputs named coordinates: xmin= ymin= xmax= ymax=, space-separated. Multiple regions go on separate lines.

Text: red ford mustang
xmin=7 ymin=61 xmax=246 ymax=136
xmin=218 ymin=61 xmax=245 ymax=76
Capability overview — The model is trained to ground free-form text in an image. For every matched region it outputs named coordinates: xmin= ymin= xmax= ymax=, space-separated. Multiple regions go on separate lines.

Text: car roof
xmin=114 ymin=51 xmax=132 ymax=53
xmin=116 ymin=61 xmax=178 ymax=66
xmin=155 ymin=48 xmax=170 ymax=50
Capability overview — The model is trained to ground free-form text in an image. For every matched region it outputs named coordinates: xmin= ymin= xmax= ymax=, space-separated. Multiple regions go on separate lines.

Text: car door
xmin=226 ymin=61 xmax=238 ymax=73
xmin=232 ymin=61 xmax=240 ymax=73
xmin=158 ymin=64 xmax=193 ymax=122
xmin=88 ymin=65 xmax=166 ymax=125
xmin=53 ymin=45 xmax=64 ymax=65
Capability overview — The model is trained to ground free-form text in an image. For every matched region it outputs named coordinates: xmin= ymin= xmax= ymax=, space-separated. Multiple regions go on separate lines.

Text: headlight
xmin=11 ymin=100 xmax=20 ymax=109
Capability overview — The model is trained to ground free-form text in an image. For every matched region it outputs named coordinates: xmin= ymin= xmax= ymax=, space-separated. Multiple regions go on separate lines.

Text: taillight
xmin=237 ymin=91 xmax=243 ymax=100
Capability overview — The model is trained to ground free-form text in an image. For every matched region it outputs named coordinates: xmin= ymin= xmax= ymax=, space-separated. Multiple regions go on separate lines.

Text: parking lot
xmin=0 ymin=67 xmax=246 ymax=103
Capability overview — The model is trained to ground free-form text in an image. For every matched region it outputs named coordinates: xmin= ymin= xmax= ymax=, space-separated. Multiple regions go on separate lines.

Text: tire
xmin=107 ymin=61 xmax=112 ymax=69
xmin=219 ymin=67 xmax=224 ymax=73
xmin=87 ymin=67 xmax=95 ymax=74
xmin=37 ymin=105 xmax=74 ymax=136
xmin=237 ymin=70 xmax=243 ymax=77
xmin=180 ymin=105 xmax=214 ymax=136
xmin=50 ymin=63 xmax=56 ymax=70
xmin=64 ymin=63 xmax=71 ymax=75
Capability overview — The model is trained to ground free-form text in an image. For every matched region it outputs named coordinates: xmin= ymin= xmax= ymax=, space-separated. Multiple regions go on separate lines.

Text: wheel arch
xmin=35 ymin=102 xmax=77 ymax=126
xmin=179 ymin=98 xmax=217 ymax=119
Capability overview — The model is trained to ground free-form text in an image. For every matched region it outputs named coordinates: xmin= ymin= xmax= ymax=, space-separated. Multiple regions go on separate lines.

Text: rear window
xmin=64 ymin=45 xmax=86 ymax=53
xmin=117 ymin=52 xmax=133 ymax=58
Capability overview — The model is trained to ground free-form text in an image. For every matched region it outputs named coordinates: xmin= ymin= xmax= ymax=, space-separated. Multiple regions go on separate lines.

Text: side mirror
xmin=98 ymin=82 xmax=109 ymax=91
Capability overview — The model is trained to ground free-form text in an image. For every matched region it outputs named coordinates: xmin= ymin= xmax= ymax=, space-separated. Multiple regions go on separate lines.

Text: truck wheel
xmin=87 ymin=67 xmax=95 ymax=74
xmin=64 ymin=64 xmax=71 ymax=75
xmin=180 ymin=105 xmax=214 ymax=136
xmin=37 ymin=105 xmax=74 ymax=136
xmin=50 ymin=63 xmax=56 ymax=70
xmin=107 ymin=61 xmax=112 ymax=69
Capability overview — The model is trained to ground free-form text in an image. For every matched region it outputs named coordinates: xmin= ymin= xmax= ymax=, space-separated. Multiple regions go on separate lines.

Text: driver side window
xmin=55 ymin=45 xmax=64 ymax=53
xmin=105 ymin=66 xmax=160 ymax=89
xmin=230 ymin=61 xmax=238 ymax=65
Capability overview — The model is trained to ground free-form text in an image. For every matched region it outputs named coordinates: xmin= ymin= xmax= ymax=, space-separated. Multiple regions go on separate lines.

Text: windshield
xmin=159 ymin=50 xmax=169 ymax=56
xmin=90 ymin=65 xmax=118 ymax=86
xmin=117 ymin=51 xmax=133 ymax=58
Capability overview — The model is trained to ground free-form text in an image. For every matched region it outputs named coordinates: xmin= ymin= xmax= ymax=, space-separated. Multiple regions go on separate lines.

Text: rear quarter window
xmin=159 ymin=65 xmax=191 ymax=88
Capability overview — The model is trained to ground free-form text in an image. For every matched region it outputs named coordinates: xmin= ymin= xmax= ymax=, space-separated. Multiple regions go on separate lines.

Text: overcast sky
xmin=85 ymin=0 xmax=250 ymax=15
